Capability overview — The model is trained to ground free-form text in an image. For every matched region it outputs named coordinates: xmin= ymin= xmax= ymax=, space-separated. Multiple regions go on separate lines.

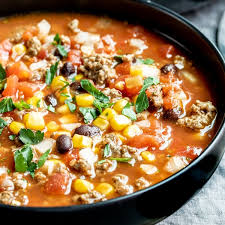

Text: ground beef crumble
xmin=147 ymin=84 xmax=164 ymax=110
xmin=70 ymin=158 xmax=93 ymax=176
xmin=72 ymin=190 xmax=105 ymax=204
xmin=135 ymin=177 xmax=150 ymax=190
xmin=26 ymin=36 xmax=42 ymax=56
xmin=177 ymin=100 xmax=216 ymax=130
xmin=80 ymin=54 xmax=117 ymax=85
xmin=102 ymin=88 xmax=122 ymax=103
xmin=112 ymin=174 xmax=133 ymax=195
xmin=95 ymin=159 xmax=117 ymax=175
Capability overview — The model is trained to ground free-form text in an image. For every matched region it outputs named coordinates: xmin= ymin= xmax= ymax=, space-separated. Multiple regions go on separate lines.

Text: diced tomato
xmin=177 ymin=146 xmax=203 ymax=160
xmin=22 ymin=27 xmax=38 ymax=41
xmin=159 ymin=44 xmax=175 ymax=58
xmin=125 ymin=84 xmax=142 ymax=97
xmin=0 ymin=39 xmax=12 ymax=65
xmin=115 ymin=62 xmax=130 ymax=75
xmin=62 ymin=149 xmax=79 ymax=166
xmin=7 ymin=61 xmax=31 ymax=81
xmin=18 ymin=82 xmax=40 ymax=98
xmin=2 ymin=75 xmax=18 ymax=98
xmin=67 ymin=50 xmax=82 ymax=66
xmin=37 ymin=48 xmax=48 ymax=59
xmin=44 ymin=173 xmax=70 ymax=195
xmin=128 ymin=134 xmax=160 ymax=149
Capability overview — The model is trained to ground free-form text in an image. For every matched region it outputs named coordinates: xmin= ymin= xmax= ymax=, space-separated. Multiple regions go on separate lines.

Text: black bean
xmin=74 ymin=125 xmax=101 ymax=137
xmin=161 ymin=64 xmax=177 ymax=75
xmin=45 ymin=94 xmax=58 ymax=107
xmin=61 ymin=62 xmax=76 ymax=77
xmin=70 ymin=81 xmax=83 ymax=92
xmin=54 ymin=48 xmax=63 ymax=59
xmin=163 ymin=108 xmax=181 ymax=121
xmin=56 ymin=135 xmax=73 ymax=154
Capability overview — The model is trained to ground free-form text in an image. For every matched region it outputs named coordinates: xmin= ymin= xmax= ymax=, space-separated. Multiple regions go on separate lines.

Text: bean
xmin=161 ymin=64 xmax=177 ymax=75
xmin=61 ymin=62 xmax=76 ymax=77
xmin=56 ymin=135 xmax=73 ymax=154
xmin=45 ymin=94 xmax=58 ymax=107
xmin=74 ymin=125 xmax=100 ymax=137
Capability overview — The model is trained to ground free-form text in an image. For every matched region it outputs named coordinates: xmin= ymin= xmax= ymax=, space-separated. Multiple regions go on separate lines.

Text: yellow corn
xmin=72 ymin=134 xmax=92 ymax=148
xmin=72 ymin=179 xmax=94 ymax=194
xmin=110 ymin=115 xmax=131 ymax=131
xmin=100 ymin=108 xmax=117 ymax=121
xmin=46 ymin=121 xmax=59 ymax=132
xmin=27 ymin=96 xmax=43 ymax=108
xmin=76 ymin=94 xmax=94 ymax=107
xmin=9 ymin=121 xmax=25 ymax=134
xmin=115 ymin=81 xmax=125 ymax=91
xmin=95 ymin=183 xmax=114 ymax=196
xmin=59 ymin=114 xmax=77 ymax=124
xmin=113 ymin=99 xmax=128 ymax=113
xmin=94 ymin=147 xmax=100 ymax=154
xmin=115 ymin=133 xmax=127 ymax=143
xmin=41 ymin=159 xmax=65 ymax=175
xmin=75 ymin=74 xmax=84 ymax=81
xmin=141 ymin=151 xmax=156 ymax=163
xmin=56 ymin=88 xmax=72 ymax=104
xmin=51 ymin=76 xmax=67 ymax=92
xmin=12 ymin=44 xmax=26 ymax=56
xmin=56 ymin=104 xmax=70 ymax=114
xmin=125 ymin=76 xmax=143 ymax=89
xmin=53 ymin=130 xmax=71 ymax=138
xmin=123 ymin=125 xmax=142 ymax=138
xmin=130 ymin=64 xmax=145 ymax=77
xmin=24 ymin=112 xmax=45 ymax=130
xmin=93 ymin=117 xmax=110 ymax=131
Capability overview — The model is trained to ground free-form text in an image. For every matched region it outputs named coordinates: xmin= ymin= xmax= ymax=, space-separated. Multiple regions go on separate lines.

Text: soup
xmin=0 ymin=13 xmax=217 ymax=207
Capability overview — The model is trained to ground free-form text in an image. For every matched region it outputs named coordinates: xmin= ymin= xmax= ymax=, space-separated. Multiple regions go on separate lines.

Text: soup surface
xmin=0 ymin=13 xmax=217 ymax=207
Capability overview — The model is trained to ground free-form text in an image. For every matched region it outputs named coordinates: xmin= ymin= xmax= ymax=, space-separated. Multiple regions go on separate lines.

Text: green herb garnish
xmin=52 ymin=33 xmax=68 ymax=57
xmin=14 ymin=145 xmax=50 ymax=178
xmin=137 ymin=58 xmax=154 ymax=65
xmin=45 ymin=61 xmax=59 ymax=85
xmin=109 ymin=157 xmax=132 ymax=162
xmin=0 ymin=118 xmax=7 ymax=135
xmin=0 ymin=64 xmax=6 ymax=81
xmin=97 ymin=159 xmax=106 ymax=164
xmin=65 ymin=99 xmax=76 ymax=113
xmin=47 ymin=105 xmax=55 ymax=113
xmin=93 ymin=99 xmax=113 ymax=113
xmin=103 ymin=144 xmax=111 ymax=158
xmin=9 ymin=134 xmax=16 ymax=141
xmin=122 ymin=102 xmax=136 ymax=121
xmin=14 ymin=100 xmax=31 ymax=111
xmin=19 ymin=129 xmax=44 ymax=145
xmin=135 ymin=77 xmax=159 ymax=113
xmin=79 ymin=107 xmax=99 ymax=124
xmin=80 ymin=80 xmax=109 ymax=103
xmin=0 ymin=98 xmax=15 ymax=113
xmin=114 ymin=55 xmax=123 ymax=65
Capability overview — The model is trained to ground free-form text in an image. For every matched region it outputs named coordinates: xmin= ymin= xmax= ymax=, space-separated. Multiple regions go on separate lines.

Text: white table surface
xmin=158 ymin=0 xmax=225 ymax=224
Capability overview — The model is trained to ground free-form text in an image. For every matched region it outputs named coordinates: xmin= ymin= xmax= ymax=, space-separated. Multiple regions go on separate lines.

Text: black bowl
xmin=1 ymin=1 xmax=225 ymax=224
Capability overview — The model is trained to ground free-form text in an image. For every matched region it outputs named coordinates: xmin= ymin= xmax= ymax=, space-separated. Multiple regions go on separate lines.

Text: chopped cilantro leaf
xmin=47 ymin=105 xmax=55 ymax=113
xmin=93 ymin=99 xmax=113 ymax=113
xmin=137 ymin=58 xmax=154 ymax=65
xmin=65 ymin=99 xmax=76 ymax=113
xmin=0 ymin=64 xmax=6 ymax=81
xmin=79 ymin=107 xmax=99 ymax=124
xmin=110 ymin=157 xmax=132 ymax=162
xmin=45 ymin=61 xmax=59 ymax=85
xmin=0 ymin=98 xmax=15 ymax=113
xmin=103 ymin=144 xmax=111 ymax=158
xmin=9 ymin=134 xmax=16 ymax=141
xmin=14 ymin=100 xmax=31 ymax=111
xmin=19 ymin=129 xmax=44 ymax=145
xmin=122 ymin=102 xmax=136 ymax=121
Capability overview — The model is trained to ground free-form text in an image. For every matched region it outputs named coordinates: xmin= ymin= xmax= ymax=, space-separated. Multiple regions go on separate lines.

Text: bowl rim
xmin=1 ymin=0 xmax=225 ymax=212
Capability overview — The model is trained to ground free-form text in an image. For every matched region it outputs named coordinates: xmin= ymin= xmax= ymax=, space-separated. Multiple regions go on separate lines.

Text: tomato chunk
xmin=67 ymin=50 xmax=82 ymax=66
xmin=44 ymin=173 xmax=70 ymax=195
xmin=18 ymin=82 xmax=40 ymax=98
xmin=0 ymin=39 xmax=12 ymax=65
xmin=2 ymin=75 xmax=18 ymax=98
xmin=7 ymin=61 xmax=31 ymax=81
xmin=128 ymin=134 xmax=160 ymax=149
xmin=115 ymin=62 xmax=130 ymax=75
xmin=62 ymin=149 xmax=79 ymax=166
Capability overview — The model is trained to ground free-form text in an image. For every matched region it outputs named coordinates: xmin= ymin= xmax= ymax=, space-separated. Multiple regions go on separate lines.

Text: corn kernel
xmin=75 ymin=74 xmax=84 ymax=81
xmin=130 ymin=64 xmax=144 ymax=77
xmin=42 ymin=159 xmax=66 ymax=175
xmin=110 ymin=115 xmax=131 ymax=131
xmin=141 ymin=151 xmax=156 ymax=163
xmin=72 ymin=134 xmax=92 ymax=148
xmin=23 ymin=113 xmax=29 ymax=123
xmin=93 ymin=117 xmax=110 ymax=130
xmin=133 ymin=95 xmax=138 ymax=104
xmin=125 ymin=76 xmax=143 ymax=89
xmin=46 ymin=121 xmax=59 ymax=132
xmin=56 ymin=88 xmax=72 ymax=104
xmin=59 ymin=114 xmax=77 ymax=124
xmin=9 ymin=121 xmax=25 ymax=134
xmin=25 ymin=112 xmax=45 ymax=130
xmin=27 ymin=96 xmax=43 ymax=108
xmin=76 ymin=94 xmax=94 ymax=107
xmin=53 ymin=130 xmax=71 ymax=138
xmin=100 ymin=108 xmax=117 ymax=121
xmin=94 ymin=147 xmax=100 ymax=154
xmin=72 ymin=179 xmax=94 ymax=194
xmin=12 ymin=44 xmax=26 ymax=56
xmin=115 ymin=81 xmax=125 ymax=91
xmin=95 ymin=183 xmax=114 ymax=196
xmin=56 ymin=104 xmax=70 ymax=114
xmin=130 ymin=64 xmax=160 ymax=78
xmin=123 ymin=125 xmax=142 ymax=138
xmin=51 ymin=76 xmax=67 ymax=92
xmin=113 ymin=99 xmax=128 ymax=113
